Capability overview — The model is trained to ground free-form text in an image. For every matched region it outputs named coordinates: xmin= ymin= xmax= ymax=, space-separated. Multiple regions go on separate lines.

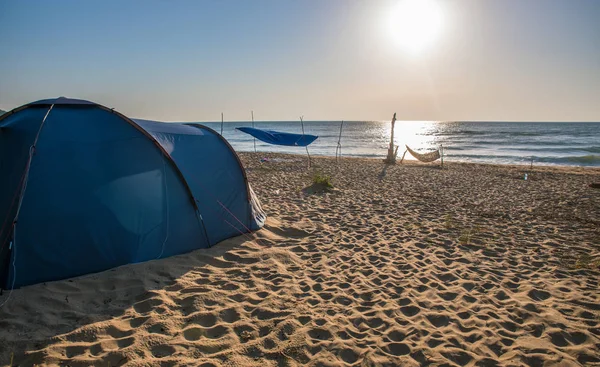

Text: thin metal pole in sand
xmin=300 ymin=116 xmax=311 ymax=168
xmin=251 ymin=110 xmax=256 ymax=153
xmin=336 ymin=120 xmax=344 ymax=162
xmin=220 ymin=112 xmax=224 ymax=136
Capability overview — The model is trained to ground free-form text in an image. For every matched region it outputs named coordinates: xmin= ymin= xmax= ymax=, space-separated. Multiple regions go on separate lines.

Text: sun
xmin=387 ymin=0 xmax=444 ymax=54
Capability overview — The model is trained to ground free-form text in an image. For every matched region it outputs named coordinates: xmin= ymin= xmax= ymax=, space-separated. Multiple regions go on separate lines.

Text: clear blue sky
xmin=1 ymin=0 xmax=599 ymax=121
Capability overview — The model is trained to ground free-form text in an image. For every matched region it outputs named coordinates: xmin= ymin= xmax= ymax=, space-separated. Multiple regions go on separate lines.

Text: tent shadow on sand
xmin=0 ymin=233 xmax=252 ymax=366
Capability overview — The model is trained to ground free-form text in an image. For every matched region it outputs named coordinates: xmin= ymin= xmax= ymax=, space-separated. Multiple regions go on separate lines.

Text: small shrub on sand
xmin=312 ymin=172 xmax=333 ymax=189
xmin=443 ymin=214 xmax=457 ymax=229
xmin=556 ymin=250 xmax=600 ymax=271
xmin=303 ymin=171 xmax=335 ymax=194
xmin=575 ymin=254 xmax=592 ymax=269
xmin=575 ymin=254 xmax=600 ymax=270
xmin=458 ymin=231 xmax=471 ymax=245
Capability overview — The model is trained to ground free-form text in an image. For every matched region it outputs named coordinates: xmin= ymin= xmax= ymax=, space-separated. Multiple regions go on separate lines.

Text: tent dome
xmin=0 ymin=98 xmax=265 ymax=289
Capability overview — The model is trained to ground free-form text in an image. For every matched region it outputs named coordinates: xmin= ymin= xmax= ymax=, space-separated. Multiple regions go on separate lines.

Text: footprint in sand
xmin=133 ymin=298 xmax=163 ymax=314
xmin=262 ymin=337 xmax=277 ymax=349
xmin=65 ymin=345 xmax=87 ymax=358
xmin=442 ymin=349 xmax=474 ymax=366
xmin=308 ymin=328 xmax=333 ymax=341
xmin=150 ymin=344 xmax=176 ymax=358
xmin=183 ymin=325 xmax=229 ymax=341
xmin=439 ymin=291 xmax=459 ymax=301
xmin=334 ymin=296 xmax=353 ymax=306
xmin=549 ymin=330 xmax=588 ymax=347
xmin=339 ymin=348 xmax=360 ymax=364
xmin=147 ymin=323 xmax=170 ymax=335
xmin=129 ymin=316 xmax=151 ymax=328
xmin=382 ymin=342 xmax=411 ymax=356
xmin=250 ymin=307 xmax=291 ymax=320
xmin=218 ymin=308 xmax=241 ymax=323
xmin=189 ymin=312 xmax=218 ymax=327
xmin=105 ymin=325 xmax=133 ymax=339
xmin=400 ymin=305 xmax=421 ymax=317
xmin=386 ymin=330 xmax=406 ymax=342
xmin=116 ymin=336 xmax=135 ymax=349
xmin=426 ymin=313 xmax=450 ymax=328
xmin=90 ymin=342 xmax=106 ymax=356
xmin=527 ymin=289 xmax=551 ymax=301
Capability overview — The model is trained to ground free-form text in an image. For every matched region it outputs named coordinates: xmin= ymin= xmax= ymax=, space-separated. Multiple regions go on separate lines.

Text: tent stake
xmin=300 ymin=116 xmax=311 ymax=168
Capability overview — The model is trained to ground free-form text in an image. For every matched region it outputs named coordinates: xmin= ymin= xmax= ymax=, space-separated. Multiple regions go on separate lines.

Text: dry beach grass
xmin=1 ymin=153 xmax=599 ymax=366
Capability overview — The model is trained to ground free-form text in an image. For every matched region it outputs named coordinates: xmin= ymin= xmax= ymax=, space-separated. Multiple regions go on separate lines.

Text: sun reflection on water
xmin=380 ymin=121 xmax=441 ymax=159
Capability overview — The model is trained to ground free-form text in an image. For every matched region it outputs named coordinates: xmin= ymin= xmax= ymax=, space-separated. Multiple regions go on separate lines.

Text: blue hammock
xmin=236 ymin=127 xmax=318 ymax=147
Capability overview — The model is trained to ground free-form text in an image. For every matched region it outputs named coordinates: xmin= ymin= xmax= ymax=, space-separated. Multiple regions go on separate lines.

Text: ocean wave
xmin=490 ymin=145 xmax=600 ymax=153
xmin=429 ymin=131 xmax=551 ymax=137
xmin=448 ymin=153 xmax=523 ymax=161
xmin=430 ymin=130 xmax=489 ymax=136
xmin=446 ymin=153 xmax=600 ymax=166
xmin=442 ymin=139 xmax=588 ymax=147
xmin=583 ymin=146 xmax=600 ymax=153
xmin=535 ymin=155 xmax=600 ymax=165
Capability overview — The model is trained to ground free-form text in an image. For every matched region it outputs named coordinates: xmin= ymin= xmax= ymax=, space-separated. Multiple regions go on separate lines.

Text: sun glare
xmin=387 ymin=0 xmax=443 ymax=54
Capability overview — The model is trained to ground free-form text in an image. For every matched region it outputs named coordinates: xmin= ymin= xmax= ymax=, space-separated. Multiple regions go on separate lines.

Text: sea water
xmin=200 ymin=121 xmax=600 ymax=167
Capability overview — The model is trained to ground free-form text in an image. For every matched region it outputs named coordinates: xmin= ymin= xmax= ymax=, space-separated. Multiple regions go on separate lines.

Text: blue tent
xmin=0 ymin=97 xmax=265 ymax=289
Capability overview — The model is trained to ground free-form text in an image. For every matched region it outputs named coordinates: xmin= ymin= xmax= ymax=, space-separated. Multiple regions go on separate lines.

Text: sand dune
xmin=1 ymin=153 xmax=599 ymax=366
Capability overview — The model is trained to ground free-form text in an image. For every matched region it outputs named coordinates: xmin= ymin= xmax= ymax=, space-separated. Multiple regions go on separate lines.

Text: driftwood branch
xmin=384 ymin=113 xmax=397 ymax=164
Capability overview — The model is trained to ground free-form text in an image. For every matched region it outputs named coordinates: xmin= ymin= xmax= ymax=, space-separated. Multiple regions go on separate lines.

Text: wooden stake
xmin=336 ymin=120 xmax=344 ymax=162
xmin=251 ymin=110 xmax=256 ymax=153
xmin=300 ymin=116 xmax=311 ymax=168
xmin=385 ymin=113 xmax=397 ymax=163
xmin=400 ymin=149 xmax=408 ymax=164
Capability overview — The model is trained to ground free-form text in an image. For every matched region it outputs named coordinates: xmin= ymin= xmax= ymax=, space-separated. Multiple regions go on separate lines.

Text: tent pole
xmin=300 ymin=116 xmax=311 ymax=168
xmin=2 ymin=104 xmax=54 ymax=294
xmin=251 ymin=111 xmax=256 ymax=153
xmin=220 ymin=112 xmax=224 ymax=136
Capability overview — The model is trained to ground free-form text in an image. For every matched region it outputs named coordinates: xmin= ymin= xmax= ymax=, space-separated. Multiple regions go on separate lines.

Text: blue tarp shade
xmin=236 ymin=127 xmax=318 ymax=147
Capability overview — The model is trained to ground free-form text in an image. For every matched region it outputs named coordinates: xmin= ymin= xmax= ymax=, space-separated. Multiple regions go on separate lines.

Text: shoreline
xmin=240 ymin=150 xmax=600 ymax=174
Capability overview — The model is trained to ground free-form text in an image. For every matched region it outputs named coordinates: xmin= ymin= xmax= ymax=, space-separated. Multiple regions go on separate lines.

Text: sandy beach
xmin=1 ymin=153 xmax=599 ymax=367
